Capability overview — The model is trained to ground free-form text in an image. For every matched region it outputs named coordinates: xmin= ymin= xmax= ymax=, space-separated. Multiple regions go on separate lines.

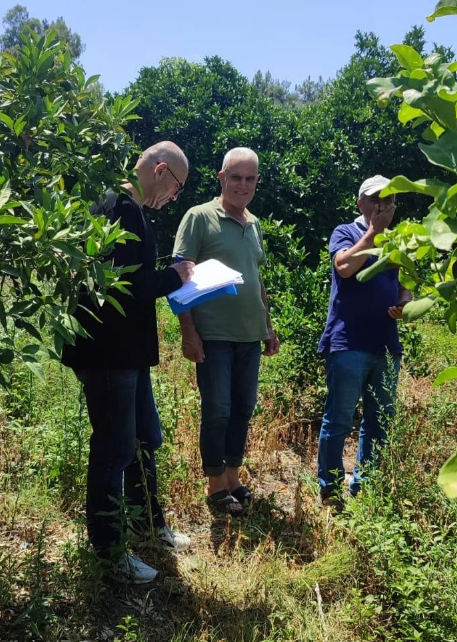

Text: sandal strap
xmin=208 ymin=490 xmax=240 ymax=506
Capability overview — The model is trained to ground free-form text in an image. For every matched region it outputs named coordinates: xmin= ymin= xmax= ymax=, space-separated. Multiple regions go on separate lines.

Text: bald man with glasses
xmin=63 ymin=141 xmax=194 ymax=583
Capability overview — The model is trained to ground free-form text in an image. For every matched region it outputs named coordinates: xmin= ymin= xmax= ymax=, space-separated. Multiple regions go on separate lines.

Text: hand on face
xmin=369 ymin=199 xmax=396 ymax=234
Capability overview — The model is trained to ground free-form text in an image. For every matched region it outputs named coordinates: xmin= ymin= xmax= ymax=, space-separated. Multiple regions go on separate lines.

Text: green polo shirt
xmin=173 ymin=197 xmax=269 ymax=342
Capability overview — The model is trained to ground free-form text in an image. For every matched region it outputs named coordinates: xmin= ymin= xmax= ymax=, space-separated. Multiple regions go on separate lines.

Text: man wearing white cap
xmin=317 ymin=175 xmax=411 ymax=509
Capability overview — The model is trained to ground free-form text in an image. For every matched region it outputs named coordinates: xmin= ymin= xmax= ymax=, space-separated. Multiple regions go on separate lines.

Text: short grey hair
xmin=221 ymin=147 xmax=259 ymax=172
xmin=138 ymin=141 xmax=189 ymax=171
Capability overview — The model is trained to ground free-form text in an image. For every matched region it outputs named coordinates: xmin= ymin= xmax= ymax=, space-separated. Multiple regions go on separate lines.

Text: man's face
xmin=151 ymin=161 xmax=188 ymax=209
xmin=358 ymin=191 xmax=396 ymax=222
xmin=218 ymin=159 xmax=259 ymax=212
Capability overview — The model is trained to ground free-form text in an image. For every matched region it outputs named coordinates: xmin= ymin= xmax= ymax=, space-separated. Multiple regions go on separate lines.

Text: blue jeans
xmin=74 ymin=367 xmax=165 ymax=555
xmin=196 ymin=340 xmax=261 ymax=477
xmin=318 ymin=350 xmax=400 ymax=497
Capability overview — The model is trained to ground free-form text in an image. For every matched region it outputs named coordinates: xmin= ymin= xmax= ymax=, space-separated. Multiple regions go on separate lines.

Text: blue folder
xmin=168 ymin=284 xmax=238 ymax=315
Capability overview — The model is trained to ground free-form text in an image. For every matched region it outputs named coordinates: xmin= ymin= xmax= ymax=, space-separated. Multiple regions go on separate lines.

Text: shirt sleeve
xmin=172 ymin=209 xmax=206 ymax=263
xmin=255 ymin=220 xmax=267 ymax=265
xmin=110 ymin=197 xmax=182 ymax=303
xmin=329 ymin=225 xmax=358 ymax=259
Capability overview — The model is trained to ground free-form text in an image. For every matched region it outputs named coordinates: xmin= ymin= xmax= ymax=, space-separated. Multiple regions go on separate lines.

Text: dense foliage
xmin=125 ymin=28 xmax=452 ymax=266
xmin=0 ymin=30 xmax=140 ymax=383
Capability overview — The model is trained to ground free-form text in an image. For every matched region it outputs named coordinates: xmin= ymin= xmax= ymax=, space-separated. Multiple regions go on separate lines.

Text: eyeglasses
xmin=156 ymin=161 xmax=185 ymax=196
xmin=166 ymin=165 xmax=185 ymax=195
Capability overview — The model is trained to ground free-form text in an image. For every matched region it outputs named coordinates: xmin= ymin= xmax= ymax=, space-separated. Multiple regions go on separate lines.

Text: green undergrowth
xmin=1 ymin=305 xmax=457 ymax=640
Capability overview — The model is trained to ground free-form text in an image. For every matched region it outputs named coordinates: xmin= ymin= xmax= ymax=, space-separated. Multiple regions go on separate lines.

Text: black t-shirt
xmin=62 ymin=194 xmax=182 ymax=369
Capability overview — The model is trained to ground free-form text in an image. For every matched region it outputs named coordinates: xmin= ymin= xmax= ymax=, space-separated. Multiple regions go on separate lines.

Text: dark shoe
xmin=231 ymin=485 xmax=253 ymax=506
xmin=321 ymin=495 xmax=345 ymax=514
xmin=207 ymin=490 xmax=243 ymax=516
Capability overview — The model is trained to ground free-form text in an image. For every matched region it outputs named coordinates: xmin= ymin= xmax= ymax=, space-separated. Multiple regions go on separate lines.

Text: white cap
xmin=358 ymin=175 xmax=390 ymax=198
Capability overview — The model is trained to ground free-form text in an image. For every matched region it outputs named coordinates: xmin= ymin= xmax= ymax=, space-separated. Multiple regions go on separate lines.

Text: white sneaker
xmin=117 ymin=554 xmax=158 ymax=584
xmin=156 ymin=524 xmax=191 ymax=552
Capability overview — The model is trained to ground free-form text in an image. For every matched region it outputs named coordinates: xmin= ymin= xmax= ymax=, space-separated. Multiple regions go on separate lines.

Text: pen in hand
xmin=171 ymin=255 xmax=194 ymax=283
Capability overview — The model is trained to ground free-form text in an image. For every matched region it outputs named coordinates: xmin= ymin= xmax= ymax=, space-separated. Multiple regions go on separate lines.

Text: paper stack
xmin=167 ymin=258 xmax=244 ymax=315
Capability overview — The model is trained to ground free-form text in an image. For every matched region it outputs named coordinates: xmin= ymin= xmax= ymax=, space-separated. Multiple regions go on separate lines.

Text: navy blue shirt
xmin=318 ymin=219 xmax=402 ymax=355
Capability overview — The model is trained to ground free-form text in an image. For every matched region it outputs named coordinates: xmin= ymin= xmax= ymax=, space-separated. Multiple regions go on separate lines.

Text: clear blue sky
xmin=2 ymin=0 xmax=456 ymax=91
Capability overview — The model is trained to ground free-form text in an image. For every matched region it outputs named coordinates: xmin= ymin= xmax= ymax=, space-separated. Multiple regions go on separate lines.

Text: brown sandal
xmin=207 ymin=490 xmax=243 ymax=516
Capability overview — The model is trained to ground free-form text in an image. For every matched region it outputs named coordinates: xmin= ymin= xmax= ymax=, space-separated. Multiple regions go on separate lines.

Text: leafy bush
xmin=0 ymin=29 xmax=140 ymax=383
xmin=260 ymin=218 xmax=331 ymax=389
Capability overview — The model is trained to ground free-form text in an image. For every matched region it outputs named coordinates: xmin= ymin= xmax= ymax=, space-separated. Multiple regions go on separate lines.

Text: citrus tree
xmin=355 ymin=0 xmax=457 ymax=494
xmin=0 ymin=29 xmax=141 ymax=385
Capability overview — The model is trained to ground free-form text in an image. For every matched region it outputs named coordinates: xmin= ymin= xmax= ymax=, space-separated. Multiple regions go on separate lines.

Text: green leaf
xmin=119 ymin=263 xmax=142 ymax=274
xmin=15 ymin=319 xmax=43 ymax=341
xmin=51 ymin=241 xmax=86 ymax=261
xmin=0 ymin=370 xmax=11 ymax=390
xmin=402 ymin=296 xmax=436 ymax=322
xmin=366 ymin=77 xmax=403 ymax=107
xmin=388 ymin=250 xmax=417 ymax=273
xmin=438 ymin=450 xmax=457 ymax=498
xmin=398 ymin=102 xmax=426 ymax=124
xmin=85 ymin=236 xmax=98 ymax=256
xmin=419 ymin=131 xmax=457 ymax=174
xmin=0 ymin=215 xmax=28 ymax=225
xmin=390 ymin=45 xmax=424 ymax=71
xmin=85 ymin=74 xmax=101 ymax=87
xmin=423 ymin=206 xmax=443 ymax=233
xmin=399 ymin=272 xmax=418 ymax=290
xmin=356 ymin=256 xmax=394 ymax=283
xmin=436 ymin=279 xmax=457 ymax=301
xmin=0 ymin=349 xmax=14 ymax=364
xmin=0 ymin=300 xmax=6 ymax=329
xmin=0 ymin=183 xmax=11 ymax=209
xmin=431 ymin=218 xmax=457 ymax=250
xmin=50 ymin=318 xmax=76 ymax=345
xmin=103 ymin=294 xmax=126 ymax=316
xmin=416 ymin=245 xmax=432 ymax=259
xmin=380 ymin=176 xmax=447 ymax=198
xmin=0 ymin=112 xmax=14 ymax=131
xmin=0 ymin=265 xmax=26 ymax=279
xmin=437 ymin=85 xmax=457 ymax=102
xmin=445 ymin=301 xmax=457 ymax=332
xmin=23 ymin=358 xmax=45 ymax=381
xmin=427 ymin=0 xmax=457 ymax=21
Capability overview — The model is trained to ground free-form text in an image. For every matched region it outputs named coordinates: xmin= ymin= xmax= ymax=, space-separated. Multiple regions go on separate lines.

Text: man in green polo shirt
xmin=173 ymin=147 xmax=279 ymax=516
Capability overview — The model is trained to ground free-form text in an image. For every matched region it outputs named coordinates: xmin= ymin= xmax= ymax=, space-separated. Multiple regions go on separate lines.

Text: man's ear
xmin=154 ymin=161 xmax=167 ymax=180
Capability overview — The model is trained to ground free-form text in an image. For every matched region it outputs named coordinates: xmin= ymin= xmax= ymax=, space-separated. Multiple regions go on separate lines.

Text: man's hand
xmin=262 ymin=328 xmax=280 ymax=356
xmin=370 ymin=202 xmax=396 ymax=234
xmin=182 ymin=327 xmax=205 ymax=363
xmin=387 ymin=304 xmax=405 ymax=320
xmin=170 ymin=260 xmax=194 ymax=283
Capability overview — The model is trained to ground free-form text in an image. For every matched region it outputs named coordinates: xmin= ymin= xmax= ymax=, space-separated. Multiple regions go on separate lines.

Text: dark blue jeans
xmin=318 ymin=350 xmax=400 ymax=497
xmin=74 ymin=367 xmax=165 ymax=555
xmin=196 ymin=340 xmax=261 ymax=477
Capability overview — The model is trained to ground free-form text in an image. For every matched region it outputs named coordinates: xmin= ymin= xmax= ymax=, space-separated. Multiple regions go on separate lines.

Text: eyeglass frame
xmin=156 ymin=161 xmax=185 ymax=195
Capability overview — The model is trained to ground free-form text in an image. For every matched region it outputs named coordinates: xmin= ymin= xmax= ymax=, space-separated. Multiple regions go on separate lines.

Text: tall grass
xmin=1 ymin=307 xmax=457 ymax=641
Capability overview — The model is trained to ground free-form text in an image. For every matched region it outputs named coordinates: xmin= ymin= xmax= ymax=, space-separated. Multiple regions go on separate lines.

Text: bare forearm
xmin=259 ymin=278 xmax=272 ymax=329
xmin=398 ymin=285 xmax=413 ymax=305
xmin=334 ymin=229 xmax=377 ymax=278
xmin=178 ymin=311 xmax=196 ymax=334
